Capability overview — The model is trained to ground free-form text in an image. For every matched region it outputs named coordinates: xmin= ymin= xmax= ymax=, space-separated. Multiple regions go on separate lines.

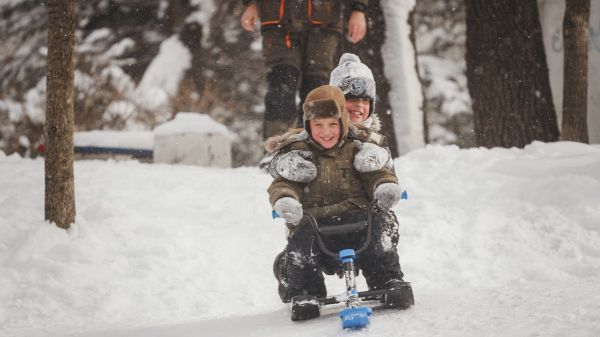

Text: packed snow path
xmin=74 ymin=279 xmax=600 ymax=337
xmin=1 ymin=142 xmax=600 ymax=337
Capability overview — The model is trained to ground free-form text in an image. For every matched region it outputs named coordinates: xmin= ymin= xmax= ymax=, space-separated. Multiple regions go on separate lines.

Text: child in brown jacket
xmin=266 ymin=85 xmax=406 ymax=304
xmin=267 ymin=53 xmax=393 ymax=184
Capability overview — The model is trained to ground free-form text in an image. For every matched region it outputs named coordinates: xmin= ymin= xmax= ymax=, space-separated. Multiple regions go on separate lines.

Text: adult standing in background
xmin=240 ymin=0 xmax=369 ymax=140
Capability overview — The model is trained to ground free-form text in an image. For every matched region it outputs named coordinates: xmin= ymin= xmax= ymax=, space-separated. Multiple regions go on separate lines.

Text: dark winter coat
xmin=243 ymin=0 xmax=369 ymax=33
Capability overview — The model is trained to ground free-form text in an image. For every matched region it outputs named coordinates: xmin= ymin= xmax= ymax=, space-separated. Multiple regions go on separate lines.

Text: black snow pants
xmin=275 ymin=208 xmax=404 ymax=303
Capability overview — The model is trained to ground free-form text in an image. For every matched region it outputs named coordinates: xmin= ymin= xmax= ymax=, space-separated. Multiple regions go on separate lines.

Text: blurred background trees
xmin=465 ymin=0 xmax=559 ymax=147
xmin=2 ymin=0 xmax=593 ymax=166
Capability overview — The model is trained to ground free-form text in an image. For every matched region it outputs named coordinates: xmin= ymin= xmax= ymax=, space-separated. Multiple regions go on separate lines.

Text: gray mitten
xmin=268 ymin=150 xmax=317 ymax=183
xmin=273 ymin=197 xmax=303 ymax=225
xmin=354 ymin=141 xmax=392 ymax=173
xmin=373 ymin=183 xmax=403 ymax=211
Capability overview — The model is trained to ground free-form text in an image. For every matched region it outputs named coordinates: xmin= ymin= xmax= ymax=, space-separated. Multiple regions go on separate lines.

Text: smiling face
xmin=309 ymin=117 xmax=341 ymax=149
xmin=345 ymin=97 xmax=371 ymax=123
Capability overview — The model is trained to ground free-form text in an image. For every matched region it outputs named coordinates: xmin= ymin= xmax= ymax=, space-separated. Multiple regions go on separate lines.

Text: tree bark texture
xmin=343 ymin=0 xmax=399 ymax=156
xmin=465 ymin=0 xmax=559 ymax=148
xmin=45 ymin=0 xmax=76 ymax=229
xmin=408 ymin=8 xmax=429 ymax=146
xmin=562 ymin=0 xmax=590 ymax=143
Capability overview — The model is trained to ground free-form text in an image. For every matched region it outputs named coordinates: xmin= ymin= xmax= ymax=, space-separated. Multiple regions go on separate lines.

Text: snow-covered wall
xmin=538 ymin=0 xmax=600 ymax=143
xmin=382 ymin=0 xmax=425 ymax=155
xmin=74 ymin=130 xmax=154 ymax=150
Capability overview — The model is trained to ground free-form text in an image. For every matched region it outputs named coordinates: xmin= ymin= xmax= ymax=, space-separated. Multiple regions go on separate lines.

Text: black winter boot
xmin=381 ymin=279 xmax=415 ymax=309
xmin=280 ymin=273 xmax=326 ymax=303
xmin=384 ymin=279 xmax=406 ymax=290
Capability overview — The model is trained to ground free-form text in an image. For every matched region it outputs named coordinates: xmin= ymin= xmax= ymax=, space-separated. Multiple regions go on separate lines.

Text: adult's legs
xmin=298 ymin=30 xmax=341 ymax=126
xmin=262 ymin=30 xmax=302 ymax=139
xmin=264 ymin=64 xmax=300 ymax=138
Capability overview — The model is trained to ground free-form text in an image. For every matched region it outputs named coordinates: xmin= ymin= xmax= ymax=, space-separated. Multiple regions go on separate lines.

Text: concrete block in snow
xmin=153 ymin=113 xmax=232 ymax=167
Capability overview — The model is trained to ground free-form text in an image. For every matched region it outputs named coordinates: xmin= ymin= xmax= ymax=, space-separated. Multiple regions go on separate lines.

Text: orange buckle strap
xmin=285 ymin=32 xmax=291 ymax=48
xmin=307 ymin=0 xmax=323 ymax=25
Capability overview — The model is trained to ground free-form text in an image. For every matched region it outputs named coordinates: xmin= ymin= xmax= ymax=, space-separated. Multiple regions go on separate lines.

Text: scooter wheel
xmin=291 ymin=295 xmax=320 ymax=321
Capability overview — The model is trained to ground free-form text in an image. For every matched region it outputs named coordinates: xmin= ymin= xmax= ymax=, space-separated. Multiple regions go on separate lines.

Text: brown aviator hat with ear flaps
xmin=302 ymin=85 xmax=349 ymax=143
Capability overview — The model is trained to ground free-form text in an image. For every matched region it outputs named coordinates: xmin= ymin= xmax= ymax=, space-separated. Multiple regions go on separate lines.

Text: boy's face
xmin=346 ymin=98 xmax=370 ymax=123
xmin=309 ymin=117 xmax=341 ymax=149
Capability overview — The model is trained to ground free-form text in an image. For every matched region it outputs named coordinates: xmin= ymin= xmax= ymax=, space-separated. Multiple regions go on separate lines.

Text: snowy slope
xmin=1 ymin=141 xmax=600 ymax=337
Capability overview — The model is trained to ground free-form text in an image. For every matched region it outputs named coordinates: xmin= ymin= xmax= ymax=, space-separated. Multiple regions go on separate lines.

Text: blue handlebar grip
xmin=401 ymin=190 xmax=408 ymax=200
xmin=272 ymin=210 xmax=280 ymax=219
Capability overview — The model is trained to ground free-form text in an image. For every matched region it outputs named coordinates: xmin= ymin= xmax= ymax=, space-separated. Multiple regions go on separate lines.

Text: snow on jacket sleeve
xmin=267 ymin=142 xmax=308 ymax=206
xmin=353 ymin=142 xmax=398 ymax=200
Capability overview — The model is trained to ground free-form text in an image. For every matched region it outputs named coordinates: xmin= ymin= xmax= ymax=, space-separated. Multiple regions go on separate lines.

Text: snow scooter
xmin=274 ymin=198 xmax=414 ymax=329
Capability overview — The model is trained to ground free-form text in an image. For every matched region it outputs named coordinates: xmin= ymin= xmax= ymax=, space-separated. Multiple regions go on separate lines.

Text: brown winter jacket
xmin=268 ymin=85 xmax=397 ymax=220
xmin=267 ymin=138 xmax=397 ymax=220
xmin=244 ymin=0 xmax=369 ymax=33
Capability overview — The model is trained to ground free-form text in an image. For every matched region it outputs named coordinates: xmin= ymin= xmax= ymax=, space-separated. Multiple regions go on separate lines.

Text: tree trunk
xmin=465 ymin=0 xmax=559 ymax=148
xmin=562 ymin=0 xmax=590 ymax=143
xmin=45 ymin=0 xmax=76 ymax=229
xmin=408 ymin=8 xmax=429 ymax=145
xmin=343 ymin=0 xmax=399 ymax=157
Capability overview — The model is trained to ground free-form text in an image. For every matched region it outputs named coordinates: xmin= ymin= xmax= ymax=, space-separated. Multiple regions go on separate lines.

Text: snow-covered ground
xmin=1 ymin=141 xmax=600 ymax=337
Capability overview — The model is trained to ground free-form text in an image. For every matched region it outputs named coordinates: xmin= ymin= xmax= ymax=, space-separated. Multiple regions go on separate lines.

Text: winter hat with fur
xmin=329 ymin=53 xmax=376 ymax=115
xmin=302 ymin=85 xmax=349 ymax=141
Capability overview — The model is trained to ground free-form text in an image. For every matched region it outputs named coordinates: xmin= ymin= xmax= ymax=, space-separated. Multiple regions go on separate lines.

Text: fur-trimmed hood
xmin=357 ymin=113 xmax=381 ymax=132
xmin=348 ymin=113 xmax=385 ymax=146
xmin=264 ymin=128 xmax=308 ymax=154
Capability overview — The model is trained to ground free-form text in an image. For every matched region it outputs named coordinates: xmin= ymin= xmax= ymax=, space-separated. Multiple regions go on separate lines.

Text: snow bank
xmin=1 ymin=141 xmax=599 ymax=337
xmin=394 ymin=141 xmax=600 ymax=289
